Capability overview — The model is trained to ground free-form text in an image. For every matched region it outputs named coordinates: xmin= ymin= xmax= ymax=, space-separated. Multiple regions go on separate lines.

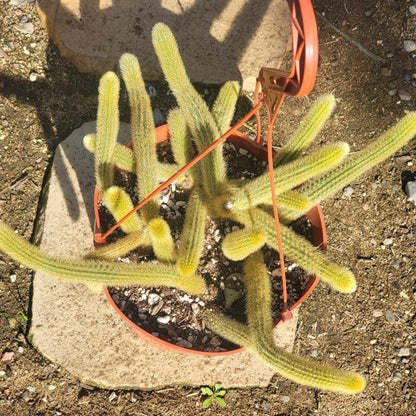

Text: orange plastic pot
xmin=93 ymin=124 xmax=327 ymax=356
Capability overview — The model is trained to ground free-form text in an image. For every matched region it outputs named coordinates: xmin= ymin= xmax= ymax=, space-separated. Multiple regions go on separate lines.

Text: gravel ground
xmin=0 ymin=1 xmax=416 ymax=415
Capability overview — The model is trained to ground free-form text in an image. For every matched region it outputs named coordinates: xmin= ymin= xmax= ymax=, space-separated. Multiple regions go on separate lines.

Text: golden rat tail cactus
xmin=1 ymin=22 xmax=415 ymax=394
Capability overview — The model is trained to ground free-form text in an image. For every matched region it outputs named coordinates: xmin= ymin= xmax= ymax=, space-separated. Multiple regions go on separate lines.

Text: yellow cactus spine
xmin=148 ymin=218 xmax=177 ymax=263
xmin=102 ymin=186 xmax=143 ymax=234
xmin=176 ymin=190 xmax=207 ymax=276
xmin=120 ymin=53 xmax=159 ymax=222
xmin=95 ymin=71 xmax=119 ymax=193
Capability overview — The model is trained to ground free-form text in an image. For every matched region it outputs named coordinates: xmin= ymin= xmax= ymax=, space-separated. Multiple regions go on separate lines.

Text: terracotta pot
xmin=93 ymin=124 xmax=327 ymax=355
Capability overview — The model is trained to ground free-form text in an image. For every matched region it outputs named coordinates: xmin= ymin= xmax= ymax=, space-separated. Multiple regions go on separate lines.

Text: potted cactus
xmin=0 ymin=23 xmax=416 ymax=394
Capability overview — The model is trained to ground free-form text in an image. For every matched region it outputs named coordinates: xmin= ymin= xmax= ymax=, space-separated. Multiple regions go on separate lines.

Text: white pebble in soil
xmin=147 ymin=293 xmax=161 ymax=306
xmin=157 ymin=315 xmax=170 ymax=325
xmin=343 ymin=186 xmax=354 ymax=198
xmin=404 ymin=40 xmax=416 ymax=53
xmin=405 ymin=181 xmax=416 ymax=205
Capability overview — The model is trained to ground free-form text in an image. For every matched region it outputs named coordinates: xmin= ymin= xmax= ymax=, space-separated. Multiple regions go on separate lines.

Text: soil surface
xmin=1 ymin=1 xmax=415 ymax=415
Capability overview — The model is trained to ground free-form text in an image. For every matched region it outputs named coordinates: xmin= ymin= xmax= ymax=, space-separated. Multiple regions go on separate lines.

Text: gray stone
xmin=392 ymin=372 xmax=402 ymax=382
xmin=405 ymin=181 xmax=416 ymax=205
xmin=29 ymin=121 xmax=300 ymax=389
xmin=152 ymin=108 xmax=165 ymax=127
xmin=398 ymin=90 xmax=412 ymax=101
xmin=385 ymin=310 xmax=396 ymax=324
xmin=36 ymin=0 xmax=291 ymax=91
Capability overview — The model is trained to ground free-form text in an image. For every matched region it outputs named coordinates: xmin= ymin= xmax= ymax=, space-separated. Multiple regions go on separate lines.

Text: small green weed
xmin=201 ymin=384 xmax=226 ymax=408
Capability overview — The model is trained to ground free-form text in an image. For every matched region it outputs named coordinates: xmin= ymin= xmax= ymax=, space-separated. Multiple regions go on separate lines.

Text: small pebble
xmin=108 ymin=392 xmax=117 ymax=402
xmin=398 ymin=347 xmax=410 ymax=357
xmin=9 ymin=274 xmax=16 ymax=283
xmin=383 ymin=238 xmax=393 ymax=246
xmin=152 ymin=108 xmax=165 ymax=127
xmin=191 ymin=302 xmax=200 ymax=315
xmin=398 ymin=91 xmax=412 ymax=101
xmin=311 ymin=348 xmax=318 ymax=358
xmin=405 ymin=181 xmax=416 ymax=205
xmin=78 ymin=395 xmax=90 ymax=405
xmin=392 ymin=372 xmax=402 ymax=382
xmin=410 ymin=5 xmax=416 ymax=15
xmin=26 ymin=386 xmax=36 ymax=393
xmin=343 ymin=186 xmax=354 ymax=198
xmin=364 ymin=10 xmax=372 ymax=16
xmin=13 ymin=22 xmax=34 ymax=35
xmin=177 ymin=339 xmax=193 ymax=348
xmin=147 ymin=293 xmax=161 ymax=306
xmin=395 ymin=155 xmax=412 ymax=163
xmin=391 ymin=258 xmax=400 ymax=269
xmin=373 ymin=309 xmax=383 ymax=318
xmin=261 ymin=400 xmax=270 ymax=410
xmin=157 ymin=315 xmax=170 ymax=325
xmin=386 ymin=52 xmax=394 ymax=58
xmin=404 ymin=40 xmax=416 ymax=53
xmin=381 ymin=67 xmax=392 ymax=77
xmin=29 ymin=73 xmax=37 ymax=82
xmin=145 ymin=85 xmax=157 ymax=97
xmin=386 ymin=310 xmax=396 ymax=324
xmin=280 ymin=395 xmax=290 ymax=403
xmin=22 ymin=391 xmax=31 ymax=402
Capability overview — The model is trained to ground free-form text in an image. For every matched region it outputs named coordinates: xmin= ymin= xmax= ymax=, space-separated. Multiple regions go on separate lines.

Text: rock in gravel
xmin=343 ymin=186 xmax=354 ymax=198
xmin=404 ymin=40 xmax=416 ymax=53
xmin=386 ymin=310 xmax=396 ymax=324
xmin=177 ymin=339 xmax=193 ymax=348
xmin=280 ymin=395 xmax=290 ymax=403
xmin=157 ymin=315 xmax=170 ymax=325
xmin=152 ymin=108 xmax=165 ymax=127
xmin=398 ymin=91 xmax=412 ymax=101
xmin=397 ymin=347 xmax=410 ymax=357
xmin=410 ymin=5 xmax=416 ymax=15
xmin=392 ymin=372 xmax=402 ymax=382
xmin=22 ymin=390 xmax=32 ymax=402
xmin=405 ymin=181 xmax=416 ymax=205
xmin=13 ymin=22 xmax=34 ymax=34
xmin=147 ymin=293 xmax=161 ymax=306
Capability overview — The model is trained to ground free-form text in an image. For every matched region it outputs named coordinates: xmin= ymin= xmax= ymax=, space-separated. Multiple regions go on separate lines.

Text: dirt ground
xmin=0 ymin=0 xmax=415 ymax=415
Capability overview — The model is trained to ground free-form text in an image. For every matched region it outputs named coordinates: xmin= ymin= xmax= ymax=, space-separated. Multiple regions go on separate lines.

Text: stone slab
xmin=29 ymin=121 xmax=299 ymax=389
xmin=36 ymin=0 xmax=291 ymax=91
